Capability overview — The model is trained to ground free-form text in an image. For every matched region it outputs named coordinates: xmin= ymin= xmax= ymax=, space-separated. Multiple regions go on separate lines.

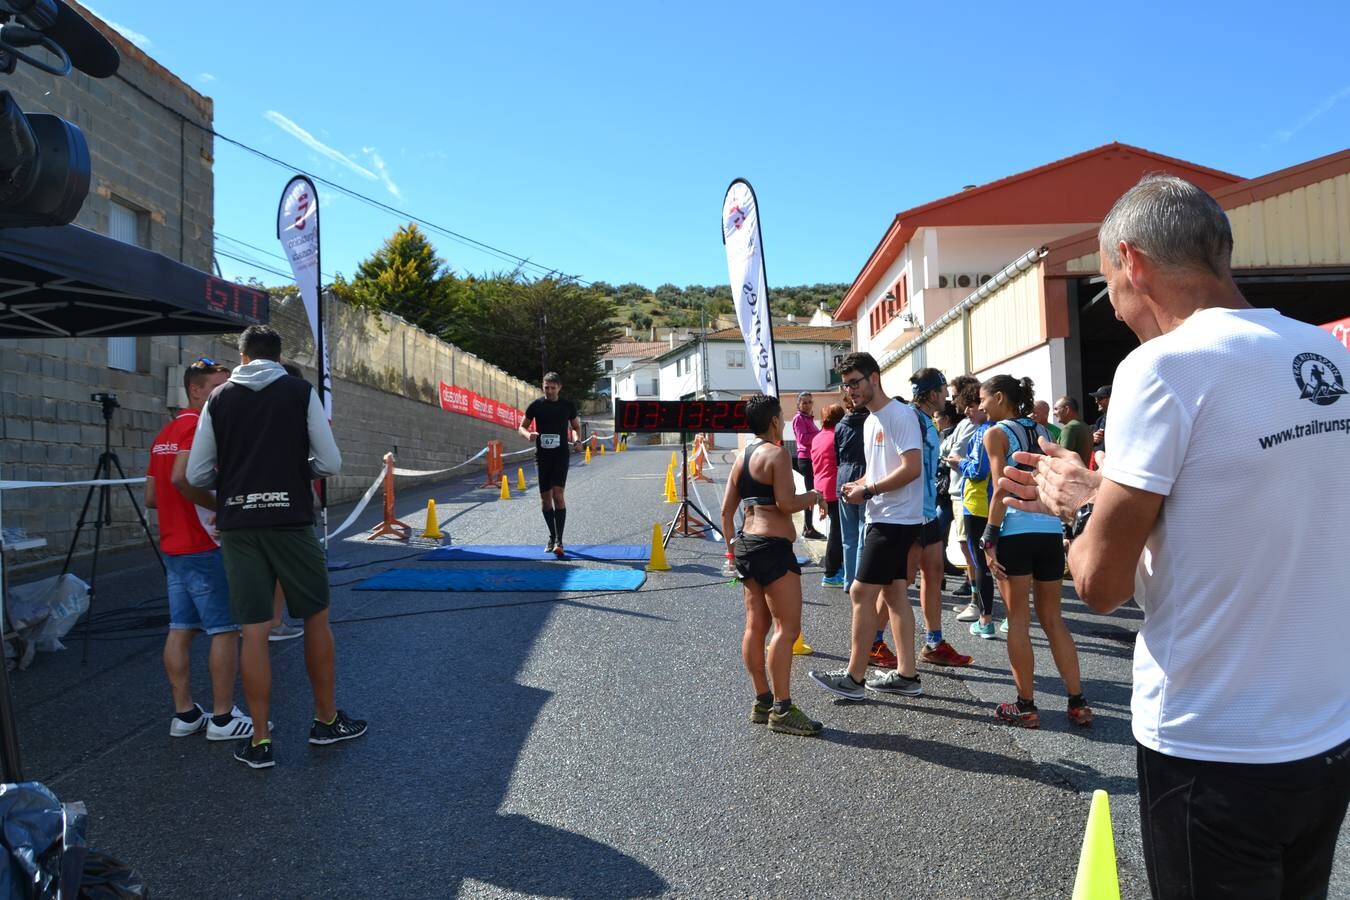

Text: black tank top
xmin=738 ymin=440 xmax=776 ymax=506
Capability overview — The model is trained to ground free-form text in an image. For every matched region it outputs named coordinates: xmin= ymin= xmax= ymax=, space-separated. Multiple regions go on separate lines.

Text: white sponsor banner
xmin=277 ymin=175 xmax=332 ymax=417
xmin=721 ymin=179 xmax=778 ymax=397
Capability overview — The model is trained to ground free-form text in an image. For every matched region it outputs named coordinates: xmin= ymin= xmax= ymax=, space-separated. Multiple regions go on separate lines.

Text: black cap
xmin=1090 ymin=384 xmax=1112 ymax=399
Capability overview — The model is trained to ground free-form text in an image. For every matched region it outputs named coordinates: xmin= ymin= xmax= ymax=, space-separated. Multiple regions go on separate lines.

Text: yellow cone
xmin=792 ymin=632 xmax=813 ymax=655
xmin=517 ymin=467 xmax=527 ymax=491
xmin=499 ymin=474 xmax=511 ymax=500
xmin=421 ymin=500 xmax=443 ymax=539
xmin=670 ymin=450 xmax=678 ymax=469
xmin=664 ymin=466 xmax=678 ymax=503
xmin=600 ymin=444 xmax=606 ymax=455
xmin=1072 ymin=790 xmax=1121 ymax=900
xmin=645 ymin=522 xmax=670 ymax=571
xmin=584 ymin=445 xmax=592 ymax=465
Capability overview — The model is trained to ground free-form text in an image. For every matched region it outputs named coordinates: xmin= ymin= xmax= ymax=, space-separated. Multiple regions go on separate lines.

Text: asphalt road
xmin=9 ymin=441 xmax=1346 ymax=898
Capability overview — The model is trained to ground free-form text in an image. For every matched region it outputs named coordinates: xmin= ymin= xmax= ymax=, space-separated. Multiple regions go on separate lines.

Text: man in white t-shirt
xmin=999 ymin=175 xmax=1349 ymax=899
xmin=809 ymin=352 xmax=927 ymax=701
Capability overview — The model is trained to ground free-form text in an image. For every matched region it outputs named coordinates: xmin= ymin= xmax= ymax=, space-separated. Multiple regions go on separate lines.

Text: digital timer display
xmin=614 ymin=400 xmax=751 ymax=433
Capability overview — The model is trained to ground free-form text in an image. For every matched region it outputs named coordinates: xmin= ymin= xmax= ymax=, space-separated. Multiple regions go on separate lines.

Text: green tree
xmin=341 ymin=224 xmax=457 ymax=334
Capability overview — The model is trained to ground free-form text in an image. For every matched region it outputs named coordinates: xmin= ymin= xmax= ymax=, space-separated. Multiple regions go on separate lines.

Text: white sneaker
xmin=169 ymin=703 xmax=208 ymax=738
xmin=268 ymin=622 xmax=304 ymax=642
xmin=955 ymin=603 xmax=980 ymax=623
xmin=206 ymin=706 xmax=257 ymax=742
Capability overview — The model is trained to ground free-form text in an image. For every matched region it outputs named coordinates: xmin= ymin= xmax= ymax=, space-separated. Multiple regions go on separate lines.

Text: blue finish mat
xmin=355 ymin=568 xmax=647 ymax=593
xmin=419 ymin=544 xmax=649 ymax=562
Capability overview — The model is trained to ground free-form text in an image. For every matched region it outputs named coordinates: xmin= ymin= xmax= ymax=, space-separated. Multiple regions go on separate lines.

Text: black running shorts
xmin=917 ymin=517 xmax=945 ymax=547
xmin=856 ymin=522 xmax=921 ymax=585
xmin=996 ymin=532 xmax=1064 ymax=581
xmin=733 ymin=534 xmax=801 ymax=587
xmin=536 ymin=452 xmax=570 ymax=493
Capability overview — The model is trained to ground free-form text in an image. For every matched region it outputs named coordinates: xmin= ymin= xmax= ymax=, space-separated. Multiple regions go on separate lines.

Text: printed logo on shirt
xmin=873 ymin=430 xmax=885 ymax=444
xmin=1292 ymin=353 xmax=1347 ymax=407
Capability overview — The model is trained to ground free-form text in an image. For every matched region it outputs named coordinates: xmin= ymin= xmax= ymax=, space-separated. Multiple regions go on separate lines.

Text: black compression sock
xmin=211 ymin=712 xmax=234 ymax=727
xmin=175 ymin=707 xmax=202 ymax=723
xmin=756 ymin=691 xmax=773 ymax=706
xmin=1016 ymin=696 xmax=1037 ymax=713
xmin=554 ymin=508 xmax=567 ymax=542
xmin=773 ymin=699 xmax=792 ymax=715
xmin=542 ymin=508 xmax=557 ymax=539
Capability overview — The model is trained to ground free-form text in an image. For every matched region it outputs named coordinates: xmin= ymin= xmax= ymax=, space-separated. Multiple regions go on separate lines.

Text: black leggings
xmin=823 ymin=500 xmax=841 ymax=577
xmin=962 ymin=513 xmax=996 ymax=617
xmin=792 ymin=457 xmax=816 ymax=530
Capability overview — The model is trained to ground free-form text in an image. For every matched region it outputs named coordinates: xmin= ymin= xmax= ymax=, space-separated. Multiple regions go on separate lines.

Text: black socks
xmin=211 ymin=712 xmax=234 ymax=727
xmin=773 ymin=699 xmax=793 ymax=715
xmin=1067 ymin=693 xmax=1087 ymax=710
xmin=542 ymin=508 xmax=557 ymax=539
xmin=554 ymin=507 xmax=567 ymax=542
xmin=1016 ymin=696 xmax=1037 ymax=713
xmin=175 ymin=707 xmax=202 ymax=723
xmin=756 ymin=691 xmax=773 ymax=707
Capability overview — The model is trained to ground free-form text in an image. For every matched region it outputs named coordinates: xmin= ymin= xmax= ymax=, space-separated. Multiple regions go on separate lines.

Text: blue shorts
xmin=164 ymin=549 xmax=238 ymax=635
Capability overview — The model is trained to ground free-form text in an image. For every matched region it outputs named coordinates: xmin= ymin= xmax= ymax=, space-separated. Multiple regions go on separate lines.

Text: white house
xmin=652 ymin=325 xmax=853 ymax=400
xmin=597 ymin=340 xmax=670 ymax=401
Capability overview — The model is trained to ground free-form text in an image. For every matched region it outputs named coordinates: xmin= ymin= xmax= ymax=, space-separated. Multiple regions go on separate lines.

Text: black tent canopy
xmin=0 ymin=224 xmax=268 ymax=338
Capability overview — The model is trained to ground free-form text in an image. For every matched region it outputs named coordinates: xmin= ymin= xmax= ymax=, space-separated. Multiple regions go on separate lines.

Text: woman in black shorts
xmin=979 ymin=375 xmax=1092 ymax=729
xmin=720 ymin=394 xmax=825 ymax=737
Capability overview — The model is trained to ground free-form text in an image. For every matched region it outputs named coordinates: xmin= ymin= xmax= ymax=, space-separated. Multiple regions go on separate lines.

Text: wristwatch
xmin=862 ymin=483 xmax=875 ymax=500
xmin=1069 ymin=502 xmax=1094 ymax=540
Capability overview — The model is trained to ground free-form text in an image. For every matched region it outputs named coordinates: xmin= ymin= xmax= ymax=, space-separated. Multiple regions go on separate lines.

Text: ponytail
xmin=980 ymin=374 xmax=1035 ymax=417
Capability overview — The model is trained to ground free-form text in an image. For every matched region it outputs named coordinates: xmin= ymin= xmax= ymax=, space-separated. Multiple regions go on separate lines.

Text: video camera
xmin=0 ymin=0 xmax=118 ymax=227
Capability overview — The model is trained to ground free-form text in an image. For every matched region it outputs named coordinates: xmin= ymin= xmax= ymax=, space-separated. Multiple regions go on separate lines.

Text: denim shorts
xmin=165 ymin=549 xmax=238 ymax=635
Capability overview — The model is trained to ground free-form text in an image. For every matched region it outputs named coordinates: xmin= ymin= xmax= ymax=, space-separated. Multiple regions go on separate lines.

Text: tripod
xmin=662 ymin=433 xmax=720 ymax=547
xmin=60 ymin=394 xmax=164 ymax=665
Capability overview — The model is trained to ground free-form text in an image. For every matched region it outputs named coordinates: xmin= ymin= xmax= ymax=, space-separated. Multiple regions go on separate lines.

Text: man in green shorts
xmin=188 ymin=325 xmax=367 ymax=768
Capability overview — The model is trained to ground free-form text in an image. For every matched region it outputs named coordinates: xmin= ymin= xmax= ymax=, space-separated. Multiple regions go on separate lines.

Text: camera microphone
xmin=0 ymin=0 xmax=117 ymax=77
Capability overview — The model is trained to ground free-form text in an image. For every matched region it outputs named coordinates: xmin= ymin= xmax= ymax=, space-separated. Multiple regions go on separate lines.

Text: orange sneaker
xmin=1067 ymin=703 xmax=1094 ymax=727
xmin=920 ymin=640 xmax=972 ymax=667
xmin=996 ymin=701 xmax=1040 ymax=729
xmin=869 ymin=639 xmax=898 ymax=668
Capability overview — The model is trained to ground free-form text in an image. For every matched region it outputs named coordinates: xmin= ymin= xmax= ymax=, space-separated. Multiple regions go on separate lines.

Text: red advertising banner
xmin=439 ymin=381 xmax=522 ymax=428
xmin=1321 ymin=316 xmax=1350 ymax=351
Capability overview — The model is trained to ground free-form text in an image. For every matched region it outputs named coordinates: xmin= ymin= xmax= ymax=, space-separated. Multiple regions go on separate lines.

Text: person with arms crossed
xmin=809 ymin=352 xmax=926 ymax=701
xmin=790 ymin=392 xmax=825 ymax=540
xmin=519 ymin=372 xmax=583 ymax=558
xmin=146 ymin=359 xmax=257 ymax=742
xmin=188 ymin=325 xmax=366 ymax=769
xmin=999 ymin=175 xmax=1349 ymax=899
xmin=720 ymin=394 xmax=825 ymax=736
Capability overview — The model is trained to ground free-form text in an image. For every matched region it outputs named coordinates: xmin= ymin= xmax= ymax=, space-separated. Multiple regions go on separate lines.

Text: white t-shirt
xmin=862 ymin=400 xmax=923 ymax=525
xmin=1103 ymin=306 xmax=1350 ymax=764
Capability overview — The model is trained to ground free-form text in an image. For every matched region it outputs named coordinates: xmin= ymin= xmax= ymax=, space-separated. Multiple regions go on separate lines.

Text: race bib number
xmin=540 ymin=433 xmax=561 ymax=450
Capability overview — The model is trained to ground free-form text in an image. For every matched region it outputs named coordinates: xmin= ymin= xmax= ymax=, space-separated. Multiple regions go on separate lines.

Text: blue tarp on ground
xmin=420 ymin=544 xmax=649 ymax=562
xmin=354 ymin=568 xmax=647 ymax=592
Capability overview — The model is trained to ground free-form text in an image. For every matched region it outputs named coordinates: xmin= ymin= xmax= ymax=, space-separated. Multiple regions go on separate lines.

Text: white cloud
xmin=199 ymin=72 xmax=216 ymax=83
xmin=82 ymin=5 xmax=151 ymax=49
xmin=263 ymin=110 xmax=377 ymax=181
xmin=1274 ymin=85 xmax=1350 ymax=143
xmin=361 ymin=147 xmax=402 ymax=199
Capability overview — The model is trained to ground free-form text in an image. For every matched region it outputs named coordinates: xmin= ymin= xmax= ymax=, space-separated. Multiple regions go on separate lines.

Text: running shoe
xmin=792 ymin=634 xmax=813 ymax=656
xmin=802 ymin=528 xmax=826 ymax=541
xmin=808 ymin=669 xmax=866 ymax=701
xmin=309 ymin=710 xmax=369 ymax=745
xmin=821 ymin=573 xmax=846 ymax=589
xmin=169 ymin=703 xmax=207 ymax=738
xmin=953 ymin=581 xmax=973 ymax=597
xmin=955 ymin=602 xmax=980 ymax=623
xmin=920 ymin=640 xmax=972 ymax=667
xmin=865 ymin=669 xmax=924 ymax=697
xmin=768 ymin=705 xmax=823 ymax=736
xmin=545 ymin=537 xmax=557 ymax=553
xmin=869 ymin=639 xmax=898 ymax=669
xmin=969 ymin=620 xmax=997 ymax=640
xmin=268 ymin=622 xmax=304 ymax=642
xmin=996 ymin=702 xmax=1040 ymax=729
xmin=1067 ymin=703 xmax=1095 ymax=727
xmin=999 ymin=617 xmax=1010 ymax=634
xmin=750 ymin=699 xmax=772 ymax=725
xmin=233 ymin=739 xmax=275 ymax=769
xmin=206 ymin=707 xmax=257 ymax=742
xmin=552 ymin=543 xmax=565 ymax=559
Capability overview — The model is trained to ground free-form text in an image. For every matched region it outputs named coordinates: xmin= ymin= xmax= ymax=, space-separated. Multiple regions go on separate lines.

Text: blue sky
xmin=88 ymin=1 xmax=1349 ymax=291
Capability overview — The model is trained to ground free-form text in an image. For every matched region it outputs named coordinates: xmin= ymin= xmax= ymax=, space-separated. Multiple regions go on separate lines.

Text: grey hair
xmin=1098 ymin=175 xmax=1233 ymax=276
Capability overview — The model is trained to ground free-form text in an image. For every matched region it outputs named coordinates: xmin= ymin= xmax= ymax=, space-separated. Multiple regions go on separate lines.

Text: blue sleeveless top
xmin=996 ymin=418 xmax=1063 ymax=537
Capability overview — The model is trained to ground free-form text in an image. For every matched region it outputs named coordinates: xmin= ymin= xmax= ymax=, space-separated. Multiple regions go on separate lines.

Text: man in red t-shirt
xmin=146 ymin=359 xmax=256 ymax=742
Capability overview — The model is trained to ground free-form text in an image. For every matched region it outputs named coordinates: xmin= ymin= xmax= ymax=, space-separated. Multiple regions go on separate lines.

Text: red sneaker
xmin=920 ymin=640 xmax=972 ymax=667
xmin=1067 ymin=703 xmax=1094 ymax=727
xmin=869 ymin=640 xmax=898 ymax=669
xmin=996 ymin=701 xmax=1040 ymax=729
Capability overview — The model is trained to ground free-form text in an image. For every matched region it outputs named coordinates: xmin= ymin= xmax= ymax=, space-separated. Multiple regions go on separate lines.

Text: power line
xmin=213 ymin=249 xmax=292 ymax=282
xmin=213 ymin=231 xmax=339 ymax=283
xmin=108 ymin=72 xmax=591 ymax=286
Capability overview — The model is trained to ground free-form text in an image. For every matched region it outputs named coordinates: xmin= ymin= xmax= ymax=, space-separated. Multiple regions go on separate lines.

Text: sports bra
xmin=738 ymin=440 xmax=777 ymax=507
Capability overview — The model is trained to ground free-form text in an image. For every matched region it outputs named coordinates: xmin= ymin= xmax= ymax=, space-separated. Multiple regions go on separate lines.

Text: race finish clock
xmin=614 ymin=399 xmax=751 ymax=433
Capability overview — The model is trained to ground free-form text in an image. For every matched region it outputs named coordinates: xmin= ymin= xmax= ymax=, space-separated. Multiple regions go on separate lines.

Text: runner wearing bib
xmin=519 ymin=372 xmax=583 ymax=558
